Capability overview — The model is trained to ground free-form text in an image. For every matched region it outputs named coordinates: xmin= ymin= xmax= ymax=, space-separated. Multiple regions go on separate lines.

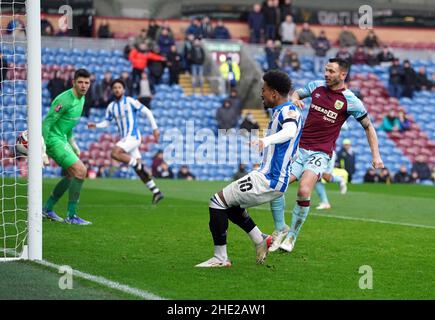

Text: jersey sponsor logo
xmin=310 ymin=103 xmax=338 ymax=121
xmin=315 ymin=93 xmax=321 ymax=99
xmin=334 ymin=100 xmax=344 ymax=110
xmin=55 ymin=104 xmax=62 ymax=112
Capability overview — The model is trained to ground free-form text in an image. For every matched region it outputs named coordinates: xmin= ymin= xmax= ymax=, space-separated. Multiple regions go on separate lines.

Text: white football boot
xmin=195 ymin=256 xmax=232 ymax=268
xmin=316 ymin=202 xmax=331 ymax=210
xmin=279 ymin=234 xmax=296 ymax=253
xmin=339 ymin=179 xmax=348 ymax=195
xmin=255 ymin=235 xmax=273 ymax=264
xmin=269 ymin=225 xmax=290 ymax=252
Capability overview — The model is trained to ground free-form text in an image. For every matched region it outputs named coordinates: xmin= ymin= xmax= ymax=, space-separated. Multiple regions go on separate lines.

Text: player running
xmin=42 ymin=69 xmax=92 ymax=225
xmin=195 ymin=70 xmax=302 ymax=267
xmin=88 ymin=79 xmax=164 ymax=204
xmin=268 ymin=58 xmax=384 ymax=253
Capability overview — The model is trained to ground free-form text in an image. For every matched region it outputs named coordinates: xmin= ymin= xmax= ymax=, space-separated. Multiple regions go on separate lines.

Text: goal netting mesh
xmin=0 ymin=0 xmax=28 ymax=259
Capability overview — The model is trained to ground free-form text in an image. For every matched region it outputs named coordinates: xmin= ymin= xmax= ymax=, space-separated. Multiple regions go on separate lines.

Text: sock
xmin=128 ymin=157 xmax=138 ymax=168
xmin=288 ymin=198 xmax=310 ymax=241
xmin=67 ymin=178 xmax=84 ymax=218
xmin=270 ymin=195 xmax=286 ymax=231
xmin=44 ymin=176 xmax=71 ymax=211
xmin=214 ymin=245 xmax=228 ymax=261
xmin=146 ymin=180 xmax=160 ymax=194
xmin=331 ymin=175 xmax=343 ymax=184
xmin=209 ymin=206 xmax=229 ymax=246
xmin=248 ymin=226 xmax=264 ymax=245
xmin=315 ymin=182 xmax=329 ymax=204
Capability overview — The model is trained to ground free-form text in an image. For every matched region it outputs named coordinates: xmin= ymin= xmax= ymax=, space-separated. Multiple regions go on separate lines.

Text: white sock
xmin=214 ymin=245 xmax=228 ymax=261
xmin=146 ymin=180 xmax=160 ymax=194
xmin=128 ymin=157 xmax=137 ymax=168
xmin=248 ymin=226 xmax=264 ymax=245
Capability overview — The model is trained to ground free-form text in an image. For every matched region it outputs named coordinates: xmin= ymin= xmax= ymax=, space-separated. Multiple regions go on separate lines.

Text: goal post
xmin=26 ymin=0 xmax=42 ymax=261
xmin=0 ymin=0 xmax=42 ymax=261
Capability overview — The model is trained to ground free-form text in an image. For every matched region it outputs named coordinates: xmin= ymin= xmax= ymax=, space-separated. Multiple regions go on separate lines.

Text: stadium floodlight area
xmin=0 ymin=0 xmax=42 ymax=261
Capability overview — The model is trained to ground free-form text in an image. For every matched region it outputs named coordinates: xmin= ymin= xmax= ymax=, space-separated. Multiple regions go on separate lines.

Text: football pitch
xmin=1 ymin=179 xmax=434 ymax=300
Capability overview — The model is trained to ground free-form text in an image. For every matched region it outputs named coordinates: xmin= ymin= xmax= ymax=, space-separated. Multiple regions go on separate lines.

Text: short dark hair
xmin=111 ymin=78 xmax=126 ymax=89
xmin=328 ymin=58 xmax=350 ymax=72
xmin=74 ymin=68 xmax=91 ymax=80
xmin=262 ymin=70 xmax=292 ymax=96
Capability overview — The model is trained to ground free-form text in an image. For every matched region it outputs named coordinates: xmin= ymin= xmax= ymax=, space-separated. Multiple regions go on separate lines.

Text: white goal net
xmin=0 ymin=0 xmax=41 ymax=261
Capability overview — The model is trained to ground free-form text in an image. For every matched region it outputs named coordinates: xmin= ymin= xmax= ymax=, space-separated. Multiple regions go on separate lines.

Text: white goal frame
xmin=0 ymin=0 xmax=42 ymax=262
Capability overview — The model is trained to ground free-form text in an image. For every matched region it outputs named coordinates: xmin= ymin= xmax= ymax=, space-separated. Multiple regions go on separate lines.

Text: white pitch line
xmin=255 ymin=208 xmax=435 ymax=230
xmin=35 ymin=260 xmax=167 ymax=300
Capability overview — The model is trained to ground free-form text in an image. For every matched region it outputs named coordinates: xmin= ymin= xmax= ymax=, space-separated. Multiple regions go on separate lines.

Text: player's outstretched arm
xmin=88 ymin=120 xmax=109 ymax=129
xmin=290 ymin=91 xmax=304 ymax=109
xmin=251 ymin=122 xmax=297 ymax=152
xmin=360 ymin=116 xmax=384 ymax=169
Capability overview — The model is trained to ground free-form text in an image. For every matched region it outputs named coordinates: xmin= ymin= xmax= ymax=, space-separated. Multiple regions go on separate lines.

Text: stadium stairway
xmin=179 ymin=73 xmax=213 ymax=95
xmin=242 ymin=108 xmax=269 ymax=131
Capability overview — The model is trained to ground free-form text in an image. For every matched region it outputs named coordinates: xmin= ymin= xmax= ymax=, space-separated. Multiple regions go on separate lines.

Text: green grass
xmin=1 ymin=179 xmax=434 ymax=299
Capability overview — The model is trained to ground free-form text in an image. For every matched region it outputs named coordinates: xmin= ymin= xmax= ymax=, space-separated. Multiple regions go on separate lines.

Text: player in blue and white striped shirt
xmin=196 ymin=70 xmax=302 ymax=268
xmin=88 ymin=79 xmax=164 ymax=204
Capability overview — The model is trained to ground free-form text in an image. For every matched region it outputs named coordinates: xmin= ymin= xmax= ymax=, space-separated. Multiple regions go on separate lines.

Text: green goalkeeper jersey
xmin=42 ymin=88 xmax=85 ymax=145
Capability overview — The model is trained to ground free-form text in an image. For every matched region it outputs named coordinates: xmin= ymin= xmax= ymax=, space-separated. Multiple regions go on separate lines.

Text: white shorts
xmin=290 ymin=148 xmax=330 ymax=180
xmin=116 ymin=136 xmax=141 ymax=160
xmin=222 ymin=171 xmax=283 ymax=209
xmin=325 ymin=151 xmax=337 ymax=175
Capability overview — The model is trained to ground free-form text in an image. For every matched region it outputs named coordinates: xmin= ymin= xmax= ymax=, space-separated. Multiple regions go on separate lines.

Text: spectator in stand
xmin=216 ymin=99 xmax=239 ymax=130
xmin=338 ymin=25 xmax=358 ymax=47
xmin=138 ymin=72 xmax=152 ymax=107
xmin=88 ymin=73 xmax=103 ymax=109
xmin=337 ymin=139 xmax=356 ymax=182
xmin=431 ymin=73 xmax=435 ymax=92
xmin=233 ymin=164 xmax=248 ymax=180
xmin=366 ymin=48 xmax=379 ymax=66
xmin=213 ymin=20 xmax=231 ymax=40
xmin=147 ymin=46 xmax=166 ymax=93
xmin=401 ymin=60 xmax=417 ymax=98
xmin=156 ymin=162 xmax=174 ymax=179
xmin=0 ymin=52 xmax=7 ymax=87
xmin=297 ymin=22 xmax=316 ymax=47
xmin=281 ymin=48 xmax=300 ymax=71
xmin=379 ymin=110 xmax=400 ymax=132
xmin=7 ymin=19 xmax=25 ymax=36
xmin=388 ymin=58 xmax=403 ymax=99
xmin=364 ymin=168 xmax=379 ymax=183
xmin=363 ymin=30 xmax=380 ymax=49
xmin=183 ymin=33 xmax=195 ymax=73
xmin=240 ymin=113 xmax=259 ymax=132
xmin=228 ymin=88 xmax=243 ymax=115
xmin=134 ymin=29 xmax=148 ymax=47
xmin=157 ymin=28 xmax=175 ymax=57
xmin=312 ymin=30 xmax=331 ymax=74
xmin=120 ymin=71 xmax=133 ymax=97
xmin=394 ymin=165 xmax=411 ymax=183
xmin=47 ymin=70 xmax=66 ymax=100
xmin=415 ymin=67 xmax=432 ymax=91
xmin=151 ymin=150 xmax=164 ymax=177
xmin=56 ymin=24 xmax=70 ymax=37
xmin=335 ymin=47 xmax=352 ymax=81
xmin=41 ymin=14 xmax=54 ymax=36
xmin=352 ymin=46 xmax=368 ymax=65
xmin=265 ymin=39 xmax=280 ymax=70
xmin=280 ymin=0 xmax=293 ymax=21
xmin=177 ymin=165 xmax=196 ymax=180
xmin=190 ymin=38 xmax=206 ymax=95
xmin=167 ymin=45 xmax=182 ymax=86
xmin=378 ymin=168 xmax=392 ymax=184
xmin=97 ymin=20 xmax=112 ymax=38
xmin=101 ymin=71 xmax=114 ymax=106
xmin=219 ymin=56 xmax=241 ymax=94
xmin=248 ymin=3 xmax=264 ymax=44
xmin=377 ymin=46 xmax=395 ymax=64
xmin=128 ymin=42 xmax=166 ymax=96
xmin=201 ymin=16 xmax=214 ymax=39
xmin=156 ymin=20 xmax=174 ymax=40
xmin=263 ymin=0 xmax=278 ymax=40
xmin=397 ymin=110 xmax=410 ymax=132
xmin=279 ymin=15 xmax=296 ymax=45
xmin=185 ymin=17 xmax=202 ymax=39
xmin=147 ymin=19 xmax=161 ymax=42
xmin=411 ymin=155 xmax=432 ymax=185
xmin=432 ymin=167 xmax=435 ymax=183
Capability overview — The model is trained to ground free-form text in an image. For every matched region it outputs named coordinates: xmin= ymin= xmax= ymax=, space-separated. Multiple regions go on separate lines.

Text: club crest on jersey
xmin=334 ymin=100 xmax=344 ymax=110
xmin=55 ymin=104 xmax=62 ymax=112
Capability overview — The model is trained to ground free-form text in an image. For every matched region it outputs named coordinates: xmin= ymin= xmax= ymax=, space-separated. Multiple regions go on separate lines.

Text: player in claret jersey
xmin=268 ymin=58 xmax=384 ymax=253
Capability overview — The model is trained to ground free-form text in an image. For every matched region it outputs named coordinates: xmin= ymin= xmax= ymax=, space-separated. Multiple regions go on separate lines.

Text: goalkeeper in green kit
xmin=42 ymin=69 xmax=92 ymax=225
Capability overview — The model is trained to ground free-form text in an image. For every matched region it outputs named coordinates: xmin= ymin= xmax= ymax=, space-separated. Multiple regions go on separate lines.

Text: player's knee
xmin=297 ymin=185 xmax=312 ymax=198
xmin=110 ymin=149 xmax=120 ymax=160
xmin=323 ymin=173 xmax=332 ymax=182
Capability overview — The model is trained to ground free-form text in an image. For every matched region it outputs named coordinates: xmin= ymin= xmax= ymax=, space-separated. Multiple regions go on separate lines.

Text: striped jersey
xmin=104 ymin=96 xmax=157 ymax=140
xmin=258 ymin=102 xmax=303 ymax=192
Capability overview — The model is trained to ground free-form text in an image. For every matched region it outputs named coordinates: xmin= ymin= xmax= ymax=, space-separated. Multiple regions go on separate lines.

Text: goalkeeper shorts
xmin=46 ymin=139 xmax=79 ymax=170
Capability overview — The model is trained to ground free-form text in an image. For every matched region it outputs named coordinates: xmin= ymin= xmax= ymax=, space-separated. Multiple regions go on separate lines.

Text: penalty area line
xmin=35 ymin=259 xmax=167 ymax=300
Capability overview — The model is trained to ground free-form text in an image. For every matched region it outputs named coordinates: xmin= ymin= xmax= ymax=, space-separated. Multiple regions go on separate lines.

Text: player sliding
xmin=42 ymin=69 xmax=92 ymax=225
xmin=88 ymin=79 xmax=164 ymax=204
xmin=268 ymin=58 xmax=384 ymax=253
xmin=196 ymin=70 xmax=302 ymax=267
